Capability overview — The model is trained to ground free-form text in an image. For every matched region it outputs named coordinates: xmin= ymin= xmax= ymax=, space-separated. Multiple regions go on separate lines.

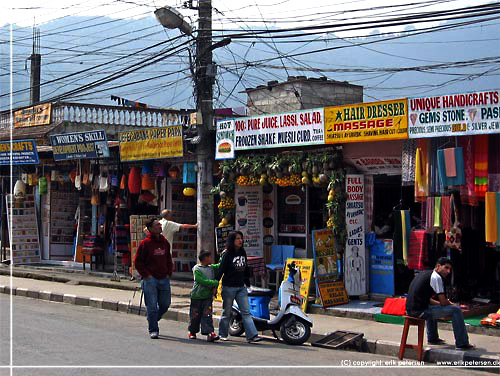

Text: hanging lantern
xmin=14 ymin=179 xmax=26 ymax=199
xmin=168 ymin=165 xmax=180 ymax=179
xmin=141 ymin=160 xmax=154 ymax=175
xmin=38 ymin=176 xmax=48 ymax=195
xmin=120 ymin=173 xmax=127 ymax=190
xmin=183 ymin=187 xmax=196 ymax=196
xmin=157 ymin=163 xmax=166 ymax=178
xmin=141 ymin=173 xmax=155 ymax=191
xmin=128 ymin=167 xmax=142 ymax=194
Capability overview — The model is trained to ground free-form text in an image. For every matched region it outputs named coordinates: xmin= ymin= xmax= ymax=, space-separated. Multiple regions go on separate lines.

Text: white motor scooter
xmin=229 ymin=261 xmax=313 ymax=345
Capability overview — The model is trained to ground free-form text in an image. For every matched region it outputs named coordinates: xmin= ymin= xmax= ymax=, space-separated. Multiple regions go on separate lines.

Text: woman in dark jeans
xmin=215 ymin=231 xmax=262 ymax=343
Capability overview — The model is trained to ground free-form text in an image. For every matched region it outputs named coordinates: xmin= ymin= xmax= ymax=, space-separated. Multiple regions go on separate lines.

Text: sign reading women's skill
xmin=283 ymin=258 xmax=314 ymax=312
xmin=345 ymin=175 xmax=367 ymax=296
xmin=118 ymin=126 xmax=183 ymax=161
xmin=50 ymin=130 xmax=109 ymax=161
xmin=408 ymin=90 xmax=500 ymax=138
xmin=215 ymin=120 xmax=235 ymax=160
xmin=324 ymin=99 xmax=408 ymax=143
xmin=235 ymin=185 xmax=263 ymax=257
xmin=234 ymin=108 xmax=324 ymax=150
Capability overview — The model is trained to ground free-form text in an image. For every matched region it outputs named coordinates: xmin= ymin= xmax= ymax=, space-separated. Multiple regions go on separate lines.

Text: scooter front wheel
xmin=280 ymin=318 xmax=311 ymax=345
xmin=228 ymin=310 xmax=245 ymax=337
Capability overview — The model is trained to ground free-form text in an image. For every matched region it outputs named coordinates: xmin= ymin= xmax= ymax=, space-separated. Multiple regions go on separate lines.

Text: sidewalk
xmin=0 ymin=265 xmax=499 ymax=372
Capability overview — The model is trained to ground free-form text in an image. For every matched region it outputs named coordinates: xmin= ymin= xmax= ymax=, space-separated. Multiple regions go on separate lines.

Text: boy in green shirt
xmin=188 ymin=250 xmax=220 ymax=342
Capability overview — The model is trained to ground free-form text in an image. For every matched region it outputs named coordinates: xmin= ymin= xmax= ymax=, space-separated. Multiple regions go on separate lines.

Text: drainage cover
xmin=311 ymin=330 xmax=364 ymax=351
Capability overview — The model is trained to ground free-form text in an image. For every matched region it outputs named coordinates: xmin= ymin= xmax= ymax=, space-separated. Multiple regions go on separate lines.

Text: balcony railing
xmin=0 ymin=102 xmax=193 ymax=129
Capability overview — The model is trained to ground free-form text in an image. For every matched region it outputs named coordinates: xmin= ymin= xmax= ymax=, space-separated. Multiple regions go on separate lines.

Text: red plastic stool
xmin=398 ymin=316 xmax=425 ymax=361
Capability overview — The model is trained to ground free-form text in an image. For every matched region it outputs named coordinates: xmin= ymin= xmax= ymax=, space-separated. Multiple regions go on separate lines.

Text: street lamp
xmin=154 ymin=6 xmax=193 ymax=36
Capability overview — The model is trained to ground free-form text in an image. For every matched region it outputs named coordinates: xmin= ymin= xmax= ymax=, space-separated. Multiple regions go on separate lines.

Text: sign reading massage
xmin=14 ymin=103 xmax=51 ymax=128
xmin=0 ymin=140 xmax=39 ymax=165
xmin=408 ymin=90 xmax=500 ymax=138
xmin=119 ymin=126 xmax=183 ymax=161
xmin=324 ymin=99 xmax=408 ymax=143
xmin=50 ymin=130 xmax=109 ymax=161
xmin=234 ymin=108 xmax=324 ymax=150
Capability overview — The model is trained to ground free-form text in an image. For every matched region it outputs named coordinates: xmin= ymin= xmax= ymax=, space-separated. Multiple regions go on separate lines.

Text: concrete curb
xmin=1 ymin=286 xmax=498 ymax=372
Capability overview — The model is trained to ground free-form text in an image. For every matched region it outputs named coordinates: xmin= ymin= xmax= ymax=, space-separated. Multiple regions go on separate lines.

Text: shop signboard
xmin=317 ymin=280 xmax=349 ymax=307
xmin=0 ymin=139 xmax=39 ymax=165
xmin=312 ymin=228 xmax=338 ymax=283
xmin=283 ymin=258 xmax=314 ymax=312
xmin=215 ymin=120 xmax=235 ymax=160
xmin=215 ymin=225 xmax=234 ymax=255
xmin=235 ymin=185 xmax=263 ymax=257
xmin=369 ymin=239 xmax=395 ymax=296
xmin=50 ymin=130 xmax=109 ymax=161
xmin=345 ymin=174 xmax=367 ymax=296
xmin=118 ymin=126 xmax=183 ymax=161
xmin=324 ymin=99 xmax=408 ymax=143
xmin=234 ymin=108 xmax=324 ymax=150
xmin=408 ymin=90 xmax=500 ymax=138
xmin=14 ymin=103 xmax=51 ymax=128
xmin=346 ymin=156 xmax=402 ymax=175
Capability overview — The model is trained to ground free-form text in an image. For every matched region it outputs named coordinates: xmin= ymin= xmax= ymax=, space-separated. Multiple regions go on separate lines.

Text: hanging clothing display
xmin=414 ymin=139 xmax=429 ymax=202
xmin=474 ymin=135 xmax=489 ymax=199
xmin=408 ymin=229 xmax=428 ymax=270
xmin=433 ymin=196 xmax=442 ymax=229
xmin=441 ymin=195 xmax=452 ymax=232
xmin=485 ymin=192 xmax=500 ymax=244
xmin=401 ymin=139 xmax=416 ymax=186
xmin=437 ymin=147 xmax=465 ymax=187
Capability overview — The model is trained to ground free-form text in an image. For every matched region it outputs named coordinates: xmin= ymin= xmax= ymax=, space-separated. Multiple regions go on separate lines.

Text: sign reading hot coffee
xmin=234 ymin=108 xmax=324 ymax=150
xmin=408 ymin=90 xmax=500 ymax=138
xmin=324 ymin=99 xmax=408 ymax=143
xmin=235 ymin=185 xmax=263 ymax=257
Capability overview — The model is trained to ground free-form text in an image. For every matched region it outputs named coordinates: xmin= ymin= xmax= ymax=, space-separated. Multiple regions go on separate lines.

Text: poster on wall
xmin=408 ymin=90 xmax=500 ymax=138
xmin=118 ymin=126 xmax=183 ymax=161
xmin=234 ymin=108 xmax=324 ymax=150
xmin=0 ymin=139 xmax=39 ymax=165
xmin=283 ymin=258 xmax=314 ymax=312
xmin=312 ymin=228 xmax=338 ymax=283
xmin=262 ymin=183 xmax=276 ymax=259
xmin=215 ymin=120 xmax=235 ymax=160
xmin=345 ymin=174 xmax=367 ymax=296
xmin=325 ymin=99 xmax=408 ymax=143
xmin=50 ymin=130 xmax=109 ymax=161
xmin=369 ymin=239 xmax=395 ymax=296
xmin=235 ymin=185 xmax=263 ymax=257
xmin=14 ymin=103 xmax=51 ymax=128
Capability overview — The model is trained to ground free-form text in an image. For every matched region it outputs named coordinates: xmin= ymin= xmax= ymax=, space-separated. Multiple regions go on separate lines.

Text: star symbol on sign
xmin=336 ymin=111 xmax=342 ymax=121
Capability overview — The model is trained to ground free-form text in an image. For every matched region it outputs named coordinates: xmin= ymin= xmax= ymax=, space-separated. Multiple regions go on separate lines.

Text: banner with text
xmin=119 ymin=126 xmax=183 ymax=161
xmin=408 ymin=90 xmax=500 ymax=138
xmin=14 ymin=103 xmax=51 ymax=128
xmin=345 ymin=174 xmax=367 ymax=296
xmin=325 ymin=99 xmax=408 ymax=143
xmin=50 ymin=130 xmax=109 ymax=161
xmin=312 ymin=228 xmax=338 ymax=283
xmin=234 ymin=108 xmax=324 ymax=150
xmin=215 ymin=120 xmax=235 ymax=160
xmin=283 ymin=258 xmax=314 ymax=312
xmin=0 ymin=140 xmax=39 ymax=165
xmin=235 ymin=185 xmax=263 ymax=257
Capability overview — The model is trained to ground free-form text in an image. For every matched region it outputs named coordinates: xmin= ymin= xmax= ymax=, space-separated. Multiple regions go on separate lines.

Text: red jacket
xmin=134 ymin=233 xmax=173 ymax=279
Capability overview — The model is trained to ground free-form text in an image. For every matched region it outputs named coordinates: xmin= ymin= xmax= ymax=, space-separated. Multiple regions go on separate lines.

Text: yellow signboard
xmin=119 ymin=126 xmax=183 ymax=161
xmin=318 ymin=280 xmax=349 ymax=308
xmin=14 ymin=103 xmax=51 ymax=128
xmin=325 ymin=98 xmax=408 ymax=143
xmin=283 ymin=258 xmax=314 ymax=312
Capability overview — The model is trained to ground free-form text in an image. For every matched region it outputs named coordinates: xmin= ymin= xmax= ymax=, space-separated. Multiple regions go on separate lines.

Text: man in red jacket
xmin=134 ymin=218 xmax=173 ymax=339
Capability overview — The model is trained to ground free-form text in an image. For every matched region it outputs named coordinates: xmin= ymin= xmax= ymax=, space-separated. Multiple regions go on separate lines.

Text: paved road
xmin=0 ymin=295 xmax=488 ymax=376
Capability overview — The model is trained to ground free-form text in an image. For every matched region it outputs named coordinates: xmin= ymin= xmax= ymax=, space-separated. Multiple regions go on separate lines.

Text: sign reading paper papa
xmin=50 ymin=130 xmax=109 ymax=161
xmin=0 ymin=140 xmax=39 ymax=165
xmin=119 ymin=126 xmax=183 ymax=161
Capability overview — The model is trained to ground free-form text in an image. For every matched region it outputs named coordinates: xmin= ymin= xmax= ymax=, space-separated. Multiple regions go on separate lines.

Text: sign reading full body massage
xmin=345 ymin=174 xmax=367 ymax=296
xmin=408 ymin=90 xmax=500 ymax=138
xmin=234 ymin=108 xmax=324 ymax=150
xmin=235 ymin=185 xmax=263 ymax=257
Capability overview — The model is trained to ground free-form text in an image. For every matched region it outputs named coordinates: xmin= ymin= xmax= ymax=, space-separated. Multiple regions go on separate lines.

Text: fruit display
xmin=236 ymin=175 xmax=259 ymax=186
xmin=218 ymin=197 xmax=236 ymax=209
xmin=275 ymin=174 xmax=302 ymax=187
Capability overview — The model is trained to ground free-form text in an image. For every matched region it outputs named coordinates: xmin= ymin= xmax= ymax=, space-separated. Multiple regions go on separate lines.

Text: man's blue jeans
xmin=141 ymin=277 xmax=171 ymax=333
xmin=219 ymin=286 xmax=258 ymax=340
xmin=422 ymin=305 xmax=469 ymax=347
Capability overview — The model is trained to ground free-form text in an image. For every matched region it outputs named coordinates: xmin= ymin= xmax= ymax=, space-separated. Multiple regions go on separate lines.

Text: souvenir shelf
xmin=6 ymin=194 xmax=41 ymax=264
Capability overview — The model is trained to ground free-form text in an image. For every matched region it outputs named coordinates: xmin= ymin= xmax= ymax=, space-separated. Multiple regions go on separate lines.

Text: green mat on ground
xmin=374 ymin=314 xmax=492 ymax=327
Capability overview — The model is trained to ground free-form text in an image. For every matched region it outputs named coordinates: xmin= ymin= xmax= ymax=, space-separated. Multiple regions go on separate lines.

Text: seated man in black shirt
xmin=406 ymin=257 xmax=474 ymax=350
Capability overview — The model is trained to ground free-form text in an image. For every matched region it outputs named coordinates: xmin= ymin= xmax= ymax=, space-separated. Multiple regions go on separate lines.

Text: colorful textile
xmin=401 ymin=210 xmax=411 ymax=266
xmin=415 ymin=139 xmax=429 ymax=202
xmin=497 ymin=193 xmax=500 ymax=246
xmin=459 ymin=136 xmax=477 ymax=205
xmin=402 ymin=139 xmax=416 ymax=186
xmin=408 ymin=229 xmax=428 ymax=270
xmin=437 ymin=147 xmax=465 ymax=187
xmin=434 ymin=196 xmax=442 ymax=228
xmin=444 ymin=148 xmax=457 ymax=177
xmin=485 ymin=192 xmax=497 ymax=243
xmin=441 ymin=196 xmax=452 ymax=232
xmin=426 ymin=196 xmax=435 ymax=232
xmin=474 ymin=135 xmax=489 ymax=198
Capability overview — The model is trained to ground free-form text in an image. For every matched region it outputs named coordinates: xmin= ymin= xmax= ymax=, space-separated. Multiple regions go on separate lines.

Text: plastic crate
xmin=248 ymin=295 xmax=271 ymax=319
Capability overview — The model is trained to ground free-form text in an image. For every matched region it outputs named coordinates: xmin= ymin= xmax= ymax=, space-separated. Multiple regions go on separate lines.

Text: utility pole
xmin=195 ymin=0 xmax=215 ymax=257
xmin=29 ymin=27 xmax=41 ymax=104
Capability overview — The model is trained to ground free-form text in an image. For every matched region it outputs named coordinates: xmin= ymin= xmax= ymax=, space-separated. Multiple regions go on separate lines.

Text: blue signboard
xmin=50 ymin=130 xmax=109 ymax=161
xmin=369 ymin=238 xmax=395 ymax=296
xmin=0 ymin=139 xmax=39 ymax=165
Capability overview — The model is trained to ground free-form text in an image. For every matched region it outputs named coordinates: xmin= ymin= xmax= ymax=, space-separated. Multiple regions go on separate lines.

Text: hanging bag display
xmin=444 ymin=194 xmax=462 ymax=251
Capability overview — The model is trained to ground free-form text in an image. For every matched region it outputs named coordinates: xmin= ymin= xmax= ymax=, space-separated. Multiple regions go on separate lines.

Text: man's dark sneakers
xmin=456 ymin=343 xmax=475 ymax=350
xmin=428 ymin=338 xmax=446 ymax=345
xmin=247 ymin=335 xmax=263 ymax=343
